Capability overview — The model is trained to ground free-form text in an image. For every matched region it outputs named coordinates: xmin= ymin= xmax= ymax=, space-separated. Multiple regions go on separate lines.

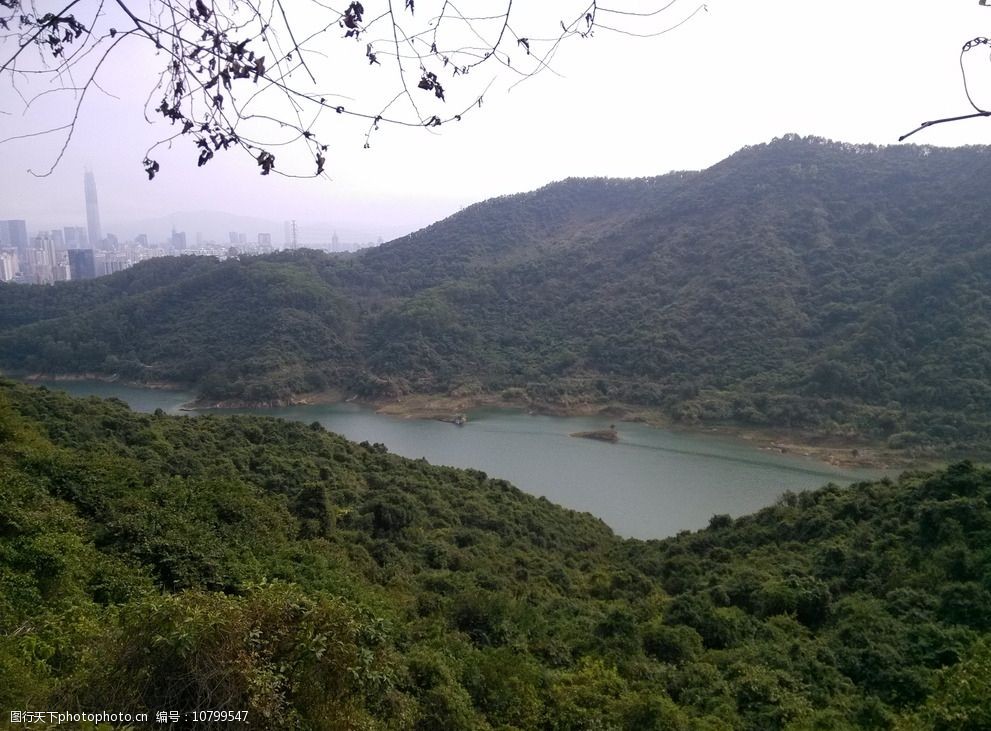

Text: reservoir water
xmin=37 ymin=380 xmax=884 ymax=539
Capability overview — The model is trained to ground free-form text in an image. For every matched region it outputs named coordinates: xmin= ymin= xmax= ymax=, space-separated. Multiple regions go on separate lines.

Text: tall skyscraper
xmin=0 ymin=220 xmax=29 ymax=255
xmin=84 ymin=169 xmax=103 ymax=250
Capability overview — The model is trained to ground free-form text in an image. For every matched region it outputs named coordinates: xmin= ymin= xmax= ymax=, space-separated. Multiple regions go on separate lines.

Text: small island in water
xmin=570 ymin=427 xmax=619 ymax=443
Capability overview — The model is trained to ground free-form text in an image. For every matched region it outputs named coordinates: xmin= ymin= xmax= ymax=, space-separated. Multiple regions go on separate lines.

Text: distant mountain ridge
xmin=2 ymin=134 xmax=990 ymax=452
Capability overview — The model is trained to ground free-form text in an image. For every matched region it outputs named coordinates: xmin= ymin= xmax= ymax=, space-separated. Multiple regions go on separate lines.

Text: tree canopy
xmin=2 ymin=379 xmax=991 ymax=728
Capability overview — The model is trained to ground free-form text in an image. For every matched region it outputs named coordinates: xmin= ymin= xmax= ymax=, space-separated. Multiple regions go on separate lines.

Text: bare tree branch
xmin=900 ymin=4 xmax=991 ymax=140
xmin=0 ymin=0 xmax=700 ymax=178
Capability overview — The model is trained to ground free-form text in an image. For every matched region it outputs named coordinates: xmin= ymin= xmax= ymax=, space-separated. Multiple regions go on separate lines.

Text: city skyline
xmin=0 ymin=181 xmax=386 ymax=284
xmin=3 ymin=181 xmax=404 ymax=246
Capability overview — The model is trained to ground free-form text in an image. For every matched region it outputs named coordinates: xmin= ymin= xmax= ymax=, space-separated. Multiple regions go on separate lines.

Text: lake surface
xmin=36 ymin=380 xmax=884 ymax=539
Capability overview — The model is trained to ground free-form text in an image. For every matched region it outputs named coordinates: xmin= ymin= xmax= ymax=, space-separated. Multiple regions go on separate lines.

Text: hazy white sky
xmin=2 ymin=0 xmax=991 ymax=240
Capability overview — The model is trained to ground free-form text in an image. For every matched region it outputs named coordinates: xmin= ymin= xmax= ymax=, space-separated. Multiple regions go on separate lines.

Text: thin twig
xmin=899 ymin=111 xmax=991 ymax=142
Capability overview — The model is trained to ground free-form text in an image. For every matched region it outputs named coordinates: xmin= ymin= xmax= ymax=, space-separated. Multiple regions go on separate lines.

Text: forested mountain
xmin=3 ymin=135 xmax=991 ymax=450
xmin=2 ymin=380 xmax=990 ymax=728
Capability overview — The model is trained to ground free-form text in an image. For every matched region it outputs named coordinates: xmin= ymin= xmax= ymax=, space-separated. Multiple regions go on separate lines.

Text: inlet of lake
xmin=37 ymin=380 xmax=886 ymax=540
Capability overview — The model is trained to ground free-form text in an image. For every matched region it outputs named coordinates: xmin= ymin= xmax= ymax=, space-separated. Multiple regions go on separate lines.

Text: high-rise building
xmin=63 ymin=226 xmax=87 ymax=249
xmin=170 ymin=228 xmax=187 ymax=251
xmin=0 ymin=220 xmax=29 ymax=255
xmin=52 ymin=252 xmax=71 ymax=282
xmin=40 ymin=234 xmax=57 ymax=266
xmin=68 ymin=249 xmax=97 ymax=280
xmin=26 ymin=233 xmax=58 ymax=283
xmin=135 ymin=234 xmax=148 ymax=247
xmin=0 ymin=250 xmax=18 ymax=281
xmin=84 ymin=169 xmax=103 ymax=249
xmin=258 ymin=233 xmax=272 ymax=246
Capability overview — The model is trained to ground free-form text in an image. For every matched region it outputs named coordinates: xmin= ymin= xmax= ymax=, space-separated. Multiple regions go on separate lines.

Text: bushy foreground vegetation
xmin=2 ymin=137 xmax=991 ymax=452
xmin=2 ymin=380 xmax=989 ymax=729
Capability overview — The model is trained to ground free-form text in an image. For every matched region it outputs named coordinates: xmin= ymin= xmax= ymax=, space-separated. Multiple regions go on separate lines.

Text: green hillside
xmin=3 ymin=135 xmax=991 ymax=450
xmin=1 ymin=380 xmax=990 ymax=728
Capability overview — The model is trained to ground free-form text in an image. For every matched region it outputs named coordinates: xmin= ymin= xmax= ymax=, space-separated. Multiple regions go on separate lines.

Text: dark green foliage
xmin=2 ymin=380 xmax=991 ymax=728
xmin=3 ymin=137 xmax=991 ymax=451
xmin=642 ymin=622 xmax=703 ymax=664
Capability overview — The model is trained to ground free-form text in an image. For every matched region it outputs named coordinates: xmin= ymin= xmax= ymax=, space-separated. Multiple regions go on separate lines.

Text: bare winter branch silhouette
xmin=0 ymin=0 xmax=704 ymax=178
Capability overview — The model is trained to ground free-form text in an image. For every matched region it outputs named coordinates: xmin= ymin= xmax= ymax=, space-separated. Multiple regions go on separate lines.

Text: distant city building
xmin=331 ymin=231 xmax=340 ymax=251
xmin=18 ymin=247 xmax=42 ymax=283
xmin=63 ymin=226 xmax=87 ymax=249
xmin=100 ymin=253 xmax=129 ymax=275
xmin=229 ymin=231 xmax=239 ymax=244
xmin=24 ymin=233 xmax=62 ymax=283
xmin=0 ymin=219 xmax=29 ymax=255
xmin=0 ymin=249 xmax=18 ymax=281
xmin=52 ymin=251 xmax=71 ymax=282
xmin=41 ymin=234 xmax=57 ymax=269
xmin=1 ymin=210 xmax=319 ymax=284
xmin=84 ymin=169 xmax=103 ymax=249
xmin=68 ymin=249 xmax=97 ymax=280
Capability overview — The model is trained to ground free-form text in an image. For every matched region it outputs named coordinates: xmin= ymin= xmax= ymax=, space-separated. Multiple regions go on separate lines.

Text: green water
xmin=35 ymin=380 xmax=885 ymax=539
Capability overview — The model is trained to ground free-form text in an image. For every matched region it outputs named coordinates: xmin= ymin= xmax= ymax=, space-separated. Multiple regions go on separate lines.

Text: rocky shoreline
xmin=366 ymin=393 xmax=926 ymax=470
